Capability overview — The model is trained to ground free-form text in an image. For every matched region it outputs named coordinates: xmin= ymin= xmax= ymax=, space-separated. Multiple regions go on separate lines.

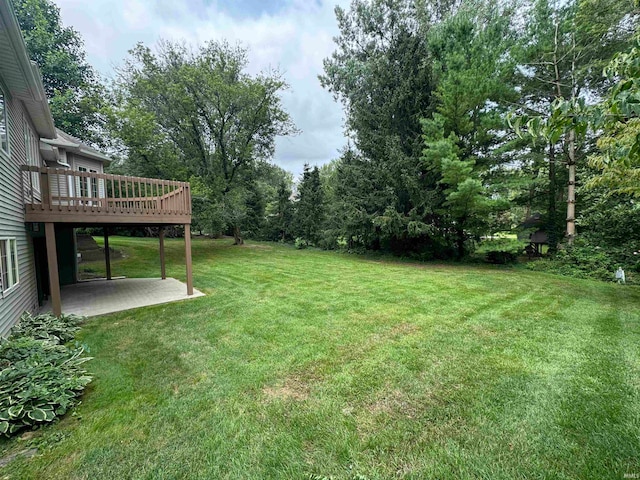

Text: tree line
xmin=13 ymin=0 xmax=640 ymax=272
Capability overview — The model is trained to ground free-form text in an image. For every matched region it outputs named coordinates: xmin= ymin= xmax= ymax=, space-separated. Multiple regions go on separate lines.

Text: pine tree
xmin=294 ymin=165 xmax=325 ymax=246
xmin=274 ymin=180 xmax=294 ymax=241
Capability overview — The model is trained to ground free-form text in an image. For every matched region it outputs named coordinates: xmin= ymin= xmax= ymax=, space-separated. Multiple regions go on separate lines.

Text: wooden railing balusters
xmin=19 ymin=166 xmax=190 ymax=223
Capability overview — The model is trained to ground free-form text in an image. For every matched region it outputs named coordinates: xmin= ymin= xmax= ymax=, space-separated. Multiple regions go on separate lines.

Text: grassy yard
xmin=2 ymin=237 xmax=639 ymax=479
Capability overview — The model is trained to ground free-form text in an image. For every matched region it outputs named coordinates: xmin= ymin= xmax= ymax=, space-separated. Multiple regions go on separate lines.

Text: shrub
xmin=526 ymin=238 xmax=639 ymax=283
xmin=485 ymin=250 xmax=518 ymax=264
xmin=317 ymin=230 xmax=339 ymax=250
xmin=0 ymin=313 xmax=92 ymax=437
xmin=475 ymin=238 xmax=526 ymax=264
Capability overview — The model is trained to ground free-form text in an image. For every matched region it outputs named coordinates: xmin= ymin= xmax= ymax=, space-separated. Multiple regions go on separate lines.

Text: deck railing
xmin=21 ymin=166 xmax=191 ymax=224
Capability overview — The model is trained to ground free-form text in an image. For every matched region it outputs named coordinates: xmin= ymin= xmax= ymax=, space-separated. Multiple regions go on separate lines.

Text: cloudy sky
xmin=54 ymin=0 xmax=350 ymax=176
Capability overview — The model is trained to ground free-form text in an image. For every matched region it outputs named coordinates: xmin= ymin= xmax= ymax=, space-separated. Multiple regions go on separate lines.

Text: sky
xmin=54 ymin=0 xmax=350 ymax=176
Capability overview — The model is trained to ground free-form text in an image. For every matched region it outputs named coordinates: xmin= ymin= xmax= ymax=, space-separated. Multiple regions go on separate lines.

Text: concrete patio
xmin=42 ymin=278 xmax=205 ymax=317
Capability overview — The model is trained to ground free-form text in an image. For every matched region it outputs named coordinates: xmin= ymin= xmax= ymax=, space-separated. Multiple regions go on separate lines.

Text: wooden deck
xmin=21 ymin=167 xmax=195 ymax=317
xmin=22 ymin=166 xmax=191 ymax=225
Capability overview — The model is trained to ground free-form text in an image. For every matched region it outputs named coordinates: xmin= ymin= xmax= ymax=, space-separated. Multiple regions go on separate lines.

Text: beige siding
xmin=0 ymin=92 xmax=39 ymax=336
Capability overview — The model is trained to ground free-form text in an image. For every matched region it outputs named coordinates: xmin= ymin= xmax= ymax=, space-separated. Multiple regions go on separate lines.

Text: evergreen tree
xmin=272 ymin=180 xmax=294 ymax=241
xmin=294 ymin=165 xmax=325 ymax=246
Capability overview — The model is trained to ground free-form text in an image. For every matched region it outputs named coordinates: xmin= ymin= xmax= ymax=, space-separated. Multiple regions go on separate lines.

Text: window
xmin=75 ymin=167 xmax=99 ymax=205
xmin=77 ymin=166 xmax=88 ymax=197
xmin=90 ymin=169 xmax=98 ymax=199
xmin=24 ymin=124 xmax=40 ymax=196
xmin=0 ymin=86 xmax=8 ymax=155
xmin=0 ymin=239 xmax=19 ymax=294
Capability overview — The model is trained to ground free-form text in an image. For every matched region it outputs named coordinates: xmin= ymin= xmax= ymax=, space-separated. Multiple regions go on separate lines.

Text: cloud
xmin=55 ymin=0 xmax=349 ymax=176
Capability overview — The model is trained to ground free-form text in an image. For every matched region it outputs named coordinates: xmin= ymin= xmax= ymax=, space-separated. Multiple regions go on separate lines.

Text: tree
xmin=108 ymin=40 xmax=297 ymax=244
xmin=322 ymin=0 xmax=514 ymax=257
xmin=421 ymin=115 xmax=503 ymax=258
xmin=270 ymin=180 xmax=294 ymax=241
xmin=421 ymin=4 xmax=515 ymax=257
xmin=324 ymin=148 xmax=394 ymax=251
xmin=587 ymin=36 xmax=640 ymax=196
xmin=320 ymin=0 xmax=449 ymax=255
xmin=294 ymin=164 xmax=325 ymax=245
xmin=510 ymin=0 xmax=637 ymax=244
xmin=12 ymin=0 xmax=104 ymax=143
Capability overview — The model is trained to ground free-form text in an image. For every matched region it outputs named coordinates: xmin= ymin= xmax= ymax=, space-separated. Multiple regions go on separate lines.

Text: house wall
xmin=46 ymin=152 xmax=106 ymax=204
xmin=69 ymin=153 xmax=106 ymax=198
xmin=70 ymin=153 xmax=104 ymax=174
xmin=0 ymin=91 xmax=40 ymax=336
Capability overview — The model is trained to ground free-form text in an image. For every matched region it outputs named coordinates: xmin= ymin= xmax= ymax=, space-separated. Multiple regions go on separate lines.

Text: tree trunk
xmin=566 ymin=129 xmax=577 ymax=244
xmin=547 ymin=142 xmax=558 ymax=253
xmin=456 ymin=227 xmax=465 ymax=260
xmin=233 ymin=225 xmax=244 ymax=245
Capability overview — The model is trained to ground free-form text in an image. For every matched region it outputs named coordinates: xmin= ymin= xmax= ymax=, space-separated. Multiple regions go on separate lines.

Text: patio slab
xmin=42 ymin=278 xmax=205 ymax=317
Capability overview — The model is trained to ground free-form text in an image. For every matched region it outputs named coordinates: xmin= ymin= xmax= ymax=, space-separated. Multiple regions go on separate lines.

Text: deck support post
xmin=104 ymin=227 xmax=112 ymax=280
xmin=159 ymin=227 xmax=166 ymax=280
xmin=184 ymin=224 xmax=193 ymax=295
xmin=45 ymin=222 xmax=62 ymax=317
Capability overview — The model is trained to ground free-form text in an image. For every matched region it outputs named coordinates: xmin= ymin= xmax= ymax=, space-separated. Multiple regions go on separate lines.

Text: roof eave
xmin=0 ymin=1 xmax=56 ymax=139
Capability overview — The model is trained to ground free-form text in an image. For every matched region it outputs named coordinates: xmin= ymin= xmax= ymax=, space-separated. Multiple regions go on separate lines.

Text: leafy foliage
xmin=0 ymin=313 xmax=91 ymax=437
xmin=474 ymin=238 xmax=527 ymax=264
xmin=587 ymin=36 xmax=640 ymax=196
xmin=320 ymin=1 xmax=515 ymax=258
xmin=107 ymin=40 xmax=297 ymax=244
xmin=527 ymin=238 xmax=638 ymax=283
xmin=12 ymin=0 xmax=104 ymax=143
xmin=9 ymin=312 xmax=83 ymax=344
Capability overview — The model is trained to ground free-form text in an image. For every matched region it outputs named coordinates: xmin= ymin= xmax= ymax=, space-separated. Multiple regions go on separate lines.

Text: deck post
xmin=159 ymin=227 xmax=166 ymax=280
xmin=44 ymin=223 xmax=62 ymax=317
xmin=104 ymin=227 xmax=112 ymax=280
xmin=184 ymin=224 xmax=193 ymax=295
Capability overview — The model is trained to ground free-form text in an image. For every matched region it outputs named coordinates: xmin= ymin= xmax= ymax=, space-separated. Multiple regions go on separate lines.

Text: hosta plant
xmin=10 ymin=312 xmax=84 ymax=344
xmin=0 ymin=313 xmax=92 ymax=437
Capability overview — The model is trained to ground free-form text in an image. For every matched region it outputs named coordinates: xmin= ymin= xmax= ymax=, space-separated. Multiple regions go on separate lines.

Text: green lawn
xmin=2 ymin=237 xmax=640 ymax=479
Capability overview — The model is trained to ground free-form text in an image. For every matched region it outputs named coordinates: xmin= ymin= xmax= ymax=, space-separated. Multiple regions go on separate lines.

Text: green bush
xmin=316 ymin=230 xmax=339 ymax=250
xmin=475 ymin=238 xmax=526 ymax=255
xmin=0 ymin=313 xmax=92 ymax=437
xmin=526 ymin=239 xmax=639 ymax=283
xmin=475 ymin=238 xmax=526 ymax=264
xmin=485 ymin=250 xmax=518 ymax=264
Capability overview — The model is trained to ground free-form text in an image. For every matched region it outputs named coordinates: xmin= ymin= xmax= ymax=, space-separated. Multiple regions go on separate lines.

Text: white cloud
xmin=55 ymin=0 xmax=349 ymax=177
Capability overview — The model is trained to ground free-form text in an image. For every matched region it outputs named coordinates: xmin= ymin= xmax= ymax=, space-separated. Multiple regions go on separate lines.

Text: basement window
xmin=0 ymin=238 xmax=19 ymax=294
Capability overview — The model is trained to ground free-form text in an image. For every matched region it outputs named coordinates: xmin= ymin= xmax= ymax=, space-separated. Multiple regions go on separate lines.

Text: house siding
xmin=70 ymin=154 xmax=104 ymax=174
xmin=0 ymin=92 xmax=39 ymax=336
xmin=70 ymin=153 xmax=106 ymax=198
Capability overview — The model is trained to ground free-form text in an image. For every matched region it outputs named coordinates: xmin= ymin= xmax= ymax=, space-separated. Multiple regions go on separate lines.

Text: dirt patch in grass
xmin=367 ymin=388 xmax=423 ymax=419
xmin=389 ymin=322 xmax=421 ymax=337
xmin=263 ymin=376 xmax=311 ymax=402
xmin=0 ymin=448 xmax=38 ymax=468
xmin=469 ymin=323 xmax=498 ymax=338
